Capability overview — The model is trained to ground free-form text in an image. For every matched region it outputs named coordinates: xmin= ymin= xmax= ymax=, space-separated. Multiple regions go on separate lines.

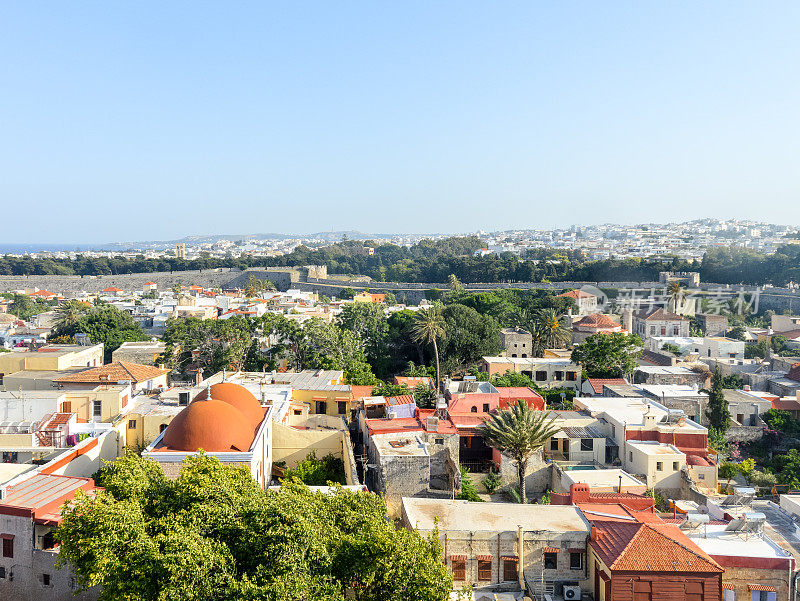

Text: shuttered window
xmin=477 ymin=559 xmax=492 ymax=581
xmin=451 ymin=558 xmax=466 ymax=581
xmin=685 ymin=581 xmax=703 ymax=601
xmin=634 ymin=580 xmax=652 ymax=601
xmin=502 ymin=557 xmax=518 ymax=582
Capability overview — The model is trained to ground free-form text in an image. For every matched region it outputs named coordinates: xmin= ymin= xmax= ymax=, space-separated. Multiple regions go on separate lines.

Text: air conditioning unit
xmin=564 ymin=585 xmax=581 ymax=601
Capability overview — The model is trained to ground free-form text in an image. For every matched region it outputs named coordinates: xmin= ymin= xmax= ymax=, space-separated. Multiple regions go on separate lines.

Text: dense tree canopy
xmin=49 ymin=304 xmax=150 ymax=360
xmin=571 ymin=332 xmax=643 ymax=378
xmin=56 ymin=453 xmax=452 ymax=601
xmin=8 ymin=238 xmax=800 ymax=286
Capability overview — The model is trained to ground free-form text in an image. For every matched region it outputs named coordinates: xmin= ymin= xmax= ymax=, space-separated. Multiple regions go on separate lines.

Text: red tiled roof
xmin=635 ymin=308 xmax=688 ymax=322
xmin=29 ymin=290 xmax=56 ymax=297
xmin=365 ymin=409 xmax=458 ymax=436
xmin=143 ymin=281 xmax=157 ymax=285
xmin=787 ymin=363 xmax=800 ymax=383
xmin=387 ymin=395 xmax=415 ymax=406
xmin=350 ymin=386 xmax=374 ymax=400
xmin=102 ymin=287 xmax=123 ymax=292
xmin=586 ymin=378 xmax=628 ymax=395
xmin=54 ymin=361 xmax=168 ymax=384
xmin=772 ymin=398 xmax=800 ymax=412
xmin=496 ymin=387 xmax=545 ymax=410
xmin=590 ymin=520 xmax=721 ymax=572
xmin=574 ymin=314 xmax=620 ymax=329
xmin=394 ymin=376 xmax=433 ymax=388
xmin=558 ymin=290 xmax=596 ymax=299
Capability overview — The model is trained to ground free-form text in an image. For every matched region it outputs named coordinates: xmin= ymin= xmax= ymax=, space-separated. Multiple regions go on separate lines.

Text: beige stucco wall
xmin=272 ymin=421 xmax=344 ymax=467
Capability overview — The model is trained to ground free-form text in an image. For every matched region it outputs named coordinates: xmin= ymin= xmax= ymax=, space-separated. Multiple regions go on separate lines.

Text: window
xmin=544 ymin=552 xmax=558 ymax=569
xmin=293 ymin=410 xmax=302 ymax=416
xmin=435 ymin=437 xmax=444 ymax=445
xmin=315 ymin=401 xmax=327 ymax=414
xmin=724 ymin=589 xmax=736 ymax=601
xmin=673 ymin=462 xmax=679 ymax=471
xmin=650 ymin=326 xmax=656 ymax=335
xmin=611 ymin=425 xmax=616 ymax=437
xmin=656 ymin=462 xmax=663 ymax=471
xmin=42 ymin=573 xmax=51 ymax=587
xmin=451 ymin=557 xmax=466 ymax=580
xmin=674 ymin=326 xmax=680 ymax=336
xmin=0 ymin=373 xmax=3 ymax=385
xmin=551 ymin=438 xmax=559 ymax=451
xmin=483 ymin=403 xmax=490 ymax=413
xmin=569 ymin=552 xmax=582 ymax=570
xmin=555 ymin=371 xmax=564 ymax=381
xmin=511 ymin=354 xmax=517 ymax=358
xmin=660 ymin=326 xmax=667 ymax=335
xmin=0 ymin=566 xmax=5 ymax=578
xmin=535 ymin=371 xmax=547 ymax=381
xmin=634 ymin=580 xmax=652 ymax=601
xmin=698 ymin=473 xmax=705 ymax=480
xmin=337 ymin=401 xmax=347 ymax=415
xmin=753 ymin=591 xmax=777 ymax=601
xmin=178 ymin=391 xmax=190 ymax=406
xmin=629 ymin=451 xmax=633 ymax=462
xmin=685 ymin=582 xmax=703 ymax=601
xmin=2 ymin=535 xmax=13 ymax=558
xmin=749 ymin=414 xmax=757 ymax=426
xmin=128 ymin=420 xmax=137 ymax=429
xmin=42 ymin=531 xmax=55 ymax=550
xmin=477 ymin=558 xmax=492 ymax=581
xmin=92 ymin=400 xmax=102 ymax=419
xmin=121 ymin=394 xmax=129 ymax=408
xmin=503 ymin=557 xmax=518 ymax=581
xmin=471 ymin=406 xmax=478 ymax=413
xmin=580 ymin=439 xmax=593 ymax=452
xmin=566 ymin=372 xmax=577 ymax=381
xmin=60 ymin=401 xmax=72 ymax=413
xmin=159 ymin=424 xmax=168 ymax=433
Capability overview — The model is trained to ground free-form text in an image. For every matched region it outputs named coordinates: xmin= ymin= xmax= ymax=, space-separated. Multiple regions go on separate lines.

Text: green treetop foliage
xmin=571 ymin=332 xmax=643 ymax=378
xmin=705 ymin=367 xmax=732 ymax=433
xmin=49 ymin=304 xmax=149 ymax=361
xmin=56 ymin=453 xmax=452 ymax=601
xmin=3 ymin=293 xmax=58 ymax=321
xmin=283 ymin=451 xmax=346 ymax=486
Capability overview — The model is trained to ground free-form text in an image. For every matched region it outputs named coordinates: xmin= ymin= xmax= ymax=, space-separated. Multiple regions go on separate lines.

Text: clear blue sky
xmin=2 ymin=2 xmax=799 ymax=243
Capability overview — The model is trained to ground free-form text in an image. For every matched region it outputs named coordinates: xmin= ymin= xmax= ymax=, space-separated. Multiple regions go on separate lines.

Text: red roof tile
xmin=787 ymin=363 xmax=800 ymax=383
xmin=635 ymin=308 xmax=688 ymax=322
xmin=558 ymin=290 xmax=596 ymax=299
xmin=590 ymin=520 xmax=721 ymax=572
xmin=54 ymin=361 xmax=168 ymax=384
xmin=586 ymin=378 xmax=628 ymax=395
xmin=574 ymin=314 xmax=621 ymax=329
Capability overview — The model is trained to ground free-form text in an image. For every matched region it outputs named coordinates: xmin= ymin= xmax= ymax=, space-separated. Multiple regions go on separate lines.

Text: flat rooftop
xmin=402 ymin=498 xmax=590 ymax=533
xmin=637 ymin=384 xmax=708 ymax=399
xmin=372 ymin=432 xmax=429 ymax=457
xmin=635 ymin=366 xmax=698 ymax=375
xmin=563 ymin=468 xmax=645 ymax=488
xmin=482 ymin=356 xmax=577 ymax=366
xmin=686 ymin=524 xmax=793 ymax=560
xmin=627 ymin=440 xmax=683 ymax=455
xmin=576 ymin=397 xmax=706 ymax=431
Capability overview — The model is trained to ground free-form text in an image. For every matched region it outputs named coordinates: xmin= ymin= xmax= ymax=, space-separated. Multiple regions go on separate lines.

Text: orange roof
xmin=0 ymin=474 xmax=98 ymax=524
xmin=590 ymin=520 xmax=721 ymax=573
xmin=193 ymin=382 xmax=265 ymax=429
xmin=394 ymin=376 xmax=432 ymax=388
xmin=787 ymin=363 xmax=800 ymax=383
xmin=574 ymin=314 xmax=620 ymax=329
xmin=586 ymin=378 xmax=628 ymax=395
xmin=350 ymin=385 xmax=374 ymax=400
xmin=558 ymin=289 xmax=596 ymax=299
xmin=162 ymin=398 xmax=257 ymax=452
xmin=54 ymin=361 xmax=168 ymax=384
xmin=143 ymin=281 xmax=157 ymax=285
xmin=102 ymin=287 xmax=123 ymax=292
xmin=496 ymin=387 xmax=545 ymax=410
xmin=29 ymin=290 xmax=56 ymax=297
xmin=772 ymin=398 xmax=800 ymax=412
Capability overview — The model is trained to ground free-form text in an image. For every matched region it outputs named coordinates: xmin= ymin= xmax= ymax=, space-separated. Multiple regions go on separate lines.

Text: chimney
xmin=744 ymin=385 xmax=751 ymax=392
xmin=591 ymin=526 xmax=603 ymax=541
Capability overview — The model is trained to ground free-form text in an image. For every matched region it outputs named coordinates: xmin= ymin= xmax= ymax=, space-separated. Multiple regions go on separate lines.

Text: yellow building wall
xmin=61 ymin=387 xmax=130 ymax=422
xmin=292 ymin=389 xmax=353 ymax=418
xmin=272 ymin=422 xmax=344 ymax=467
xmin=124 ymin=413 xmax=176 ymax=450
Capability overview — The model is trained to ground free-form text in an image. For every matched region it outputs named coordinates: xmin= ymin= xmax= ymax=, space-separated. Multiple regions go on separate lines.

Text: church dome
xmin=193 ymin=382 xmax=265 ymax=428
xmin=162 ymin=398 xmax=255 ymax=452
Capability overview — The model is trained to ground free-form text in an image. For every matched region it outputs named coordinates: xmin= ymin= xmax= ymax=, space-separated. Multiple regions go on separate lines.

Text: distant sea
xmin=0 ymin=244 xmax=104 ymax=254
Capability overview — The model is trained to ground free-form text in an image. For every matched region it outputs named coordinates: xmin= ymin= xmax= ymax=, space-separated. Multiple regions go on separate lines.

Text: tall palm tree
xmin=53 ymin=300 xmax=86 ymax=331
xmin=535 ymin=308 xmax=571 ymax=350
xmin=479 ymin=400 xmax=561 ymax=503
xmin=410 ymin=303 xmax=446 ymax=392
xmin=667 ymin=281 xmax=684 ymax=313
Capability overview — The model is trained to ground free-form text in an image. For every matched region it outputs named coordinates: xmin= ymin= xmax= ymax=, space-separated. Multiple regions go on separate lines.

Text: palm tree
xmin=53 ymin=300 xmax=86 ymax=331
xmin=535 ymin=308 xmax=571 ymax=350
xmin=479 ymin=400 xmax=561 ymax=503
xmin=667 ymin=282 xmax=684 ymax=313
xmin=410 ymin=303 xmax=446 ymax=392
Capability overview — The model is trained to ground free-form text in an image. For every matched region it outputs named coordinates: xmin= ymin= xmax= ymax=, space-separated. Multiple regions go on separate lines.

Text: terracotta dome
xmin=162 ymin=399 xmax=255 ymax=452
xmin=193 ymin=382 xmax=265 ymax=428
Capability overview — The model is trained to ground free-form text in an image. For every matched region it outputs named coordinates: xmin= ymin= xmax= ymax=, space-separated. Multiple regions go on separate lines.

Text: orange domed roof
xmin=193 ymin=382 xmax=265 ymax=428
xmin=162 ymin=399 xmax=255 ymax=452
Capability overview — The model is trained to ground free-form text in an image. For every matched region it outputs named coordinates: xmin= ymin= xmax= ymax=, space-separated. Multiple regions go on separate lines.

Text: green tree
xmin=56 ymin=453 xmax=452 ymax=601
xmin=50 ymin=304 xmax=150 ymax=361
xmin=479 ymin=400 xmax=560 ymax=504
xmin=719 ymin=462 xmax=738 ymax=491
xmin=705 ymin=367 xmax=731 ymax=433
xmin=532 ymin=308 xmax=571 ymax=352
xmin=338 ymin=287 xmax=356 ymax=300
xmin=571 ymin=332 xmax=642 ymax=378
xmin=410 ymin=303 xmax=446 ymax=392
xmin=283 ymin=451 xmax=346 ymax=485
xmin=737 ymin=458 xmax=756 ymax=483
xmin=53 ymin=300 xmax=89 ymax=330
xmin=438 ymin=303 xmax=501 ymax=372
xmin=456 ymin=466 xmax=483 ymax=502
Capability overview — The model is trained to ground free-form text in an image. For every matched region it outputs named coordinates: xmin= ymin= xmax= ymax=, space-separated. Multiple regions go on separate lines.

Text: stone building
xmin=401 ymin=498 xmax=591 ymax=597
xmin=632 ymin=308 xmax=690 ymax=340
xmin=111 ymin=341 xmax=166 ymax=366
xmin=500 ymin=327 xmax=533 ymax=358
xmin=695 ymin=313 xmax=729 ymax=337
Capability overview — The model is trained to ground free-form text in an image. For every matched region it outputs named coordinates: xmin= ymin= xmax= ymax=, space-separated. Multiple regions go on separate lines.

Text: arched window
xmin=471 ymin=406 xmax=477 ymax=413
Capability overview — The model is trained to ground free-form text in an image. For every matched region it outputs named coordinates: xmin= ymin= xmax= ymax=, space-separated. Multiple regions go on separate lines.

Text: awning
xmin=543 ymin=547 xmax=561 ymax=553
xmin=723 ymin=584 xmax=736 ymax=591
xmin=450 ymin=554 xmax=467 ymax=561
xmin=0 ymin=534 xmax=13 ymax=540
xmin=501 ymin=555 xmax=518 ymax=561
xmin=748 ymin=585 xmax=776 ymax=592
xmin=476 ymin=554 xmax=494 ymax=561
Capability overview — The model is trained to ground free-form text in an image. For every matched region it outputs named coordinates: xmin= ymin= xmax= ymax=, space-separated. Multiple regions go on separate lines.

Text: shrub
xmin=482 ymin=471 xmax=502 ymax=494
xmin=283 ymin=451 xmax=346 ymax=486
xmin=457 ymin=466 xmax=483 ymax=502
